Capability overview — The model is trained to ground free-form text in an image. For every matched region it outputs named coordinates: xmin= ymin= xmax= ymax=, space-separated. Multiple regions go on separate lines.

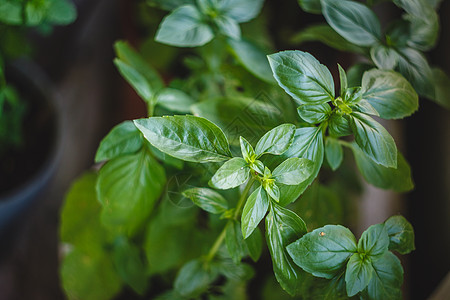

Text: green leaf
xmin=358 ymin=223 xmax=389 ymax=257
xmin=297 ymin=103 xmax=331 ymax=124
xmin=155 ymin=88 xmax=195 ymax=113
xmin=351 ymin=143 xmax=414 ymax=192
xmin=255 ymin=123 xmax=296 ymax=157
xmin=134 ymin=115 xmax=232 ymax=163
xmin=321 ymin=0 xmax=381 ymax=46
xmin=338 ymin=64 xmax=348 ymax=97
xmin=191 ymin=97 xmax=285 ymax=146
xmin=217 ymin=0 xmax=264 ymax=23
xmin=384 ymin=215 xmax=415 ymax=254
xmin=370 ymin=44 xmax=399 ymax=70
xmin=276 ymin=126 xmax=324 ymax=206
xmin=431 ymin=68 xmax=450 ymax=110
xmin=245 ymin=227 xmax=263 ymax=262
xmin=97 ymin=149 xmax=166 ymax=234
xmin=228 ymin=38 xmax=276 ymax=84
xmin=265 ymin=181 xmax=281 ymax=202
xmin=183 ymin=187 xmax=228 ymax=214
xmin=112 ymin=237 xmax=148 ymax=295
xmin=268 ymin=50 xmax=335 ymax=105
xmin=349 ymin=112 xmax=397 ymax=168
xmin=226 ymin=220 xmax=247 ymax=264
xmin=60 ymin=172 xmax=105 ymax=254
xmin=291 ymin=24 xmax=367 ymax=54
xmin=361 ymin=69 xmax=419 ymax=119
xmin=149 ymin=144 xmax=184 ymax=169
xmin=287 ymin=225 xmax=357 ymax=279
xmin=266 ymin=203 xmax=308 ymax=295
xmin=174 ymin=259 xmax=217 ymax=298
xmin=325 ymin=137 xmax=343 ymax=171
xmin=155 ymin=5 xmax=214 ymax=47
xmin=342 ymin=87 xmax=363 ymax=104
xmin=328 ymin=113 xmax=352 ymax=137
xmin=210 ymin=157 xmax=250 ymax=189
xmin=396 ymin=47 xmax=435 ymax=99
xmin=241 ymin=186 xmax=269 ymax=239
xmin=0 ymin=1 xmax=22 ymax=25
xmin=215 ymin=15 xmax=241 ymax=39
xmin=240 ymin=136 xmax=256 ymax=163
xmin=46 ymin=0 xmax=77 ymax=25
xmin=394 ymin=0 xmax=439 ymax=51
xmin=298 ymin=0 xmax=322 ymax=14
xmin=345 ymin=253 xmax=374 ymax=296
xmin=114 ymin=59 xmax=153 ymax=103
xmin=351 ymin=99 xmax=380 ymax=117
xmin=60 ymin=248 xmax=122 ymax=300
xmin=272 ymin=157 xmax=314 ymax=185
xmin=364 ymin=252 xmax=404 ymax=300
xmin=95 ymin=121 xmax=143 ymax=163
xmin=25 ymin=1 xmax=46 ymax=26
xmin=114 ymin=41 xmax=164 ymax=92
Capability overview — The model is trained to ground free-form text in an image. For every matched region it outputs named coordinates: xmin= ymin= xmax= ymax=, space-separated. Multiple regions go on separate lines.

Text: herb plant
xmin=59 ymin=0 xmax=446 ymax=299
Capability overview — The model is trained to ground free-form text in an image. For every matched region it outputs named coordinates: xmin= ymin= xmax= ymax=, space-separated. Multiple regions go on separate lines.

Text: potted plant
xmin=59 ymin=0 xmax=448 ymax=299
xmin=0 ymin=0 xmax=77 ymax=237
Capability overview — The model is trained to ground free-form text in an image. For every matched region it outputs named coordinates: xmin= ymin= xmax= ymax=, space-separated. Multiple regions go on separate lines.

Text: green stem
xmin=337 ymin=139 xmax=353 ymax=149
xmin=205 ymin=178 xmax=255 ymax=263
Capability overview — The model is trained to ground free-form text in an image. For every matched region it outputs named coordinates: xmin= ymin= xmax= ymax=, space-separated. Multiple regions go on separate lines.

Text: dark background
xmin=0 ymin=0 xmax=449 ymax=299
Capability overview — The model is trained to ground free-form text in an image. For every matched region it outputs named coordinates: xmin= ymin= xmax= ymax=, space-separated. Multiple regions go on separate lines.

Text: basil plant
xmin=60 ymin=0 xmax=443 ymax=299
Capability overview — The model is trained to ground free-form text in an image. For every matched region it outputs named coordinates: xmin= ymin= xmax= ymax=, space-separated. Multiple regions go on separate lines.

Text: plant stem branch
xmin=205 ymin=178 xmax=255 ymax=263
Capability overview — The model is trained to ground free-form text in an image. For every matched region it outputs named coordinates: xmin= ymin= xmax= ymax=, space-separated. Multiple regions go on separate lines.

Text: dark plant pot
xmin=0 ymin=60 xmax=62 ymax=240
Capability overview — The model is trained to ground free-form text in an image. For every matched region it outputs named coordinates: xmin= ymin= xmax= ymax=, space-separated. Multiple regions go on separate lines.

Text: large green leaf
xmin=215 ymin=15 xmax=241 ymax=39
xmin=358 ymin=223 xmax=389 ymax=257
xmin=60 ymin=172 xmax=105 ymax=254
xmin=0 ymin=1 xmax=22 ymax=25
xmin=325 ymin=137 xmax=343 ymax=171
xmin=155 ymin=5 xmax=214 ymax=47
xmin=364 ymin=252 xmax=404 ymax=300
xmin=97 ymin=148 xmax=166 ymax=234
xmin=276 ymin=126 xmax=324 ymax=206
xmin=291 ymin=24 xmax=367 ymax=54
xmin=95 ymin=121 xmax=143 ymax=163
xmin=114 ymin=59 xmax=154 ymax=103
xmin=60 ymin=248 xmax=122 ymax=300
xmin=134 ymin=115 xmax=232 ymax=163
xmin=345 ymin=253 xmax=374 ymax=296
xmin=321 ymin=0 xmax=381 ymax=46
xmin=396 ymin=47 xmax=435 ymax=99
xmin=174 ymin=259 xmax=217 ymax=298
xmin=361 ymin=69 xmax=418 ymax=119
xmin=272 ymin=157 xmax=314 ymax=186
xmin=383 ymin=215 xmax=415 ymax=255
xmin=228 ymin=38 xmax=276 ymax=84
xmin=183 ymin=187 xmax=228 ymax=214
xmin=241 ymin=186 xmax=269 ymax=239
xmin=255 ymin=124 xmax=296 ymax=157
xmin=351 ymin=143 xmax=413 ymax=192
xmin=217 ymin=0 xmax=264 ymax=23
xmin=155 ymin=88 xmax=195 ymax=113
xmin=297 ymin=103 xmax=331 ymax=124
xmin=268 ymin=50 xmax=335 ymax=105
xmin=370 ymin=44 xmax=399 ymax=70
xmin=266 ymin=203 xmax=308 ymax=295
xmin=431 ymin=68 xmax=450 ymax=110
xmin=210 ymin=157 xmax=250 ymax=189
xmin=112 ymin=237 xmax=148 ymax=295
xmin=287 ymin=225 xmax=357 ymax=279
xmin=191 ymin=97 xmax=285 ymax=146
xmin=114 ymin=41 xmax=164 ymax=92
xmin=349 ymin=112 xmax=397 ymax=168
